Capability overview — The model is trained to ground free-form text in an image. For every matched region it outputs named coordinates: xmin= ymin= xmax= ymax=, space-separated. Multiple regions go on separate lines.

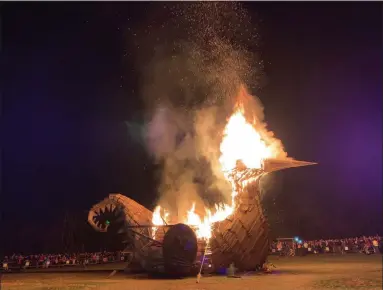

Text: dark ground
xmin=1 ymin=255 xmax=381 ymax=290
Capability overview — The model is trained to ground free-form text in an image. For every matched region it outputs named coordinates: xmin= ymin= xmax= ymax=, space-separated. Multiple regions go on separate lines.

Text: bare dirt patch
xmin=1 ymin=255 xmax=381 ymax=290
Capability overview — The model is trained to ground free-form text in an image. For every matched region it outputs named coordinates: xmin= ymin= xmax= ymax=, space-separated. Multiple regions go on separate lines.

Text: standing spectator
xmin=277 ymin=241 xmax=282 ymax=255
xmin=24 ymin=259 xmax=30 ymax=269
xmin=45 ymin=258 xmax=51 ymax=268
xmin=340 ymin=240 xmax=346 ymax=254
xmin=372 ymin=238 xmax=379 ymax=254
xmin=3 ymin=258 xmax=9 ymax=271
xmin=303 ymin=241 xmax=308 ymax=256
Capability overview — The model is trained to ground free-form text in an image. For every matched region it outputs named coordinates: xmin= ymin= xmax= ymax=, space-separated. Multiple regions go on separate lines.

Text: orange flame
xmin=219 ymin=105 xmax=273 ymax=171
xmin=152 ymin=206 xmax=169 ymax=239
xmin=152 ymin=87 xmax=284 ymax=241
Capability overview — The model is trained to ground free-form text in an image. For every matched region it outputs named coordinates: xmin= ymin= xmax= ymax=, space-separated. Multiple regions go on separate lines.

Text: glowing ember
xmin=152 ymin=89 xmax=283 ymax=241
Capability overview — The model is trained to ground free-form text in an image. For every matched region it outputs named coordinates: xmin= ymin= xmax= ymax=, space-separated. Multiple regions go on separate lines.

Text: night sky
xmin=2 ymin=3 xmax=382 ymax=254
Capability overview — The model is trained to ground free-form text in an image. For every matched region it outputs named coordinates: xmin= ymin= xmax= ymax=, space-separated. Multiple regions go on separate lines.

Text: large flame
xmin=219 ymin=106 xmax=273 ymax=171
xmin=152 ymin=89 xmax=283 ymax=241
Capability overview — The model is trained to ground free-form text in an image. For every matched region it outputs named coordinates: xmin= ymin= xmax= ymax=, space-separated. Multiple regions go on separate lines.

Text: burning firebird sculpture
xmin=88 ymin=158 xmax=315 ymax=276
xmin=88 ymin=95 xmax=316 ymax=276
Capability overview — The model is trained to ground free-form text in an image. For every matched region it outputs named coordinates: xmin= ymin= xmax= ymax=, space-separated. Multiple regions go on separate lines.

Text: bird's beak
xmin=262 ymin=158 xmax=317 ymax=173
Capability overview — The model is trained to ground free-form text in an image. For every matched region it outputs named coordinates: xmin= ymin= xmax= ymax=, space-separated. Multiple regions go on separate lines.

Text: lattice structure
xmin=88 ymin=159 xmax=316 ymax=275
xmin=88 ymin=194 xmax=198 ymax=275
xmin=210 ymin=168 xmax=269 ymax=271
xmin=208 ymin=159 xmax=316 ymax=271
xmin=88 ymin=194 xmax=156 ymax=261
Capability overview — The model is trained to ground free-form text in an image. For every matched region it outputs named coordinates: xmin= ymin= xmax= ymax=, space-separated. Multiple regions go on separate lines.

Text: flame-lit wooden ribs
xmin=88 ymin=159 xmax=316 ymax=276
xmin=209 ymin=159 xmax=316 ymax=271
xmin=210 ymin=167 xmax=269 ymax=271
xmin=88 ymin=194 xmax=201 ymax=275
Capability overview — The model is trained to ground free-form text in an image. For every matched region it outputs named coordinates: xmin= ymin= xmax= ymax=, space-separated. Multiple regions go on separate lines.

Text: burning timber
xmin=88 ymin=158 xmax=315 ymax=276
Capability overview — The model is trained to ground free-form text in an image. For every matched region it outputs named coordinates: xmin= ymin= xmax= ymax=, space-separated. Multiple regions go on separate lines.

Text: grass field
xmin=1 ymin=254 xmax=381 ymax=290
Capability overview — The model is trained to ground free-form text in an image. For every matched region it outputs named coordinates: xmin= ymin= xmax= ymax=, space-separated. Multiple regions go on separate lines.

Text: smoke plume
xmin=135 ymin=3 xmax=286 ymax=219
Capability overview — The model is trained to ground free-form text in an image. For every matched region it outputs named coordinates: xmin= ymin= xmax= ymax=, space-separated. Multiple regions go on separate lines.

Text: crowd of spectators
xmin=1 ymin=251 xmax=131 ymax=271
xmin=270 ymin=235 xmax=382 ymax=256
xmin=2 ymin=236 xmax=381 ymax=271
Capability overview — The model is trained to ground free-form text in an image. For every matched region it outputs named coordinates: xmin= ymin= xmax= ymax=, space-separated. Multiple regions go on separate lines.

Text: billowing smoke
xmin=135 ymin=3 xmax=286 ymax=219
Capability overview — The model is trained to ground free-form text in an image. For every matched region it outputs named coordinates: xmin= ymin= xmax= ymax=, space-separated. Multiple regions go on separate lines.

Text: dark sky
xmin=2 ymin=3 xmax=382 ymax=253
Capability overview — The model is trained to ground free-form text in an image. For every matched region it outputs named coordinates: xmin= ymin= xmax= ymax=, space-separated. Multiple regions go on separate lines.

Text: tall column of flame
xmin=151 ymin=101 xmax=278 ymax=241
